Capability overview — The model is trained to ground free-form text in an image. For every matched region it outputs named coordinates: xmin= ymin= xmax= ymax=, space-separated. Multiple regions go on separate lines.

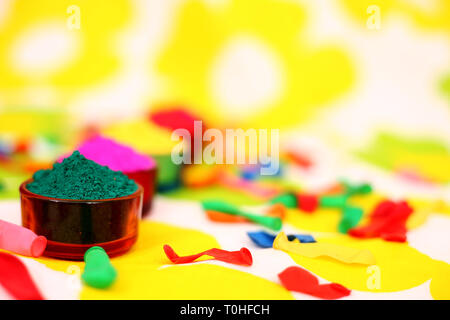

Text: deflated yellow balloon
xmin=273 ymin=232 xmax=376 ymax=265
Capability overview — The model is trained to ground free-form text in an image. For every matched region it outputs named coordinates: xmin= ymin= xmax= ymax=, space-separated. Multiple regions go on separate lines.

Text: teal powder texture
xmin=27 ymin=151 xmax=137 ymax=200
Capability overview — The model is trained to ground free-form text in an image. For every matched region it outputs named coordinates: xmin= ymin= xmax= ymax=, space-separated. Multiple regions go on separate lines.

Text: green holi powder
xmin=27 ymin=151 xmax=137 ymax=200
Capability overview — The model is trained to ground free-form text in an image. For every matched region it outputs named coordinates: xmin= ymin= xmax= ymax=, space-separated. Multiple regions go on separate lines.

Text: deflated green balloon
xmin=319 ymin=194 xmax=348 ymax=208
xmin=341 ymin=180 xmax=373 ymax=196
xmin=202 ymin=199 xmax=241 ymax=215
xmin=82 ymin=246 xmax=117 ymax=289
xmin=202 ymin=200 xmax=282 ymax=231
xmin=268 ymin=193 xmax=297 ymax=208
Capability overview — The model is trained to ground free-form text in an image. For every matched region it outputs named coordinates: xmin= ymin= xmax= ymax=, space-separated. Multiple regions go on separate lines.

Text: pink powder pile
xmin=60 ymin=136 xmax=155 ymax=172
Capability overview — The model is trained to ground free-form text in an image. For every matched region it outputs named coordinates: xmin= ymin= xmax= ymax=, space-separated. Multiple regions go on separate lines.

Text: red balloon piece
xmin=348 ymin=200 xmax=412 ymax=242
xmin=278 ymin=266 xmax=351 ymax=299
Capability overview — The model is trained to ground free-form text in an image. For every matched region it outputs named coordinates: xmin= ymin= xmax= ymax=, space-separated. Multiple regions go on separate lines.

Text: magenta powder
xmin=60 ymin=136 xmax=156 ymax=172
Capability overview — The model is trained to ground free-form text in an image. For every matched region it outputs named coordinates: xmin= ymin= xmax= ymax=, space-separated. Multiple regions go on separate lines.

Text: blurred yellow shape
xmin=348 ymin=194 xmax=445 ymax=231
xmin=81 ymin=263 xmax=293 ymax=300
xmin=407 ymin=198 xmax=442 ymax=230
xmin=435 ymin=200 xmax=450 ymax=215
xmin=285 ymin=207 xmax=342 ymax=233
xmin=357 ymin=132 xmax=450 ymax=184
xmin=393 ymin=152 xmax=450 ymax=184
xmin=274 ymin=232 xmax=376 ymax=265
xmin=0 ymin=0 xmax=131 ymax=105
xmin=285 ymin=192 xmax=434 ymax=233
xmin=0 ymin=108 xmax=68 ymax=140
xmin=430 ymin=261 xmax=450 ymax=300
xmin=347 ymin=193 xmax=385 ymax=211
xmin=156 ymin=0 xmax=354 ymax=129
xmin=341 ymin=0 xmax=450 ymax=32
xmin=285 ymin=193 xmax=383 ymax=233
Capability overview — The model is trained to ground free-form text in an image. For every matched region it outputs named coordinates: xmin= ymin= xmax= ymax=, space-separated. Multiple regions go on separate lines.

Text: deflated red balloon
xmin=278 ymin=266 xmax=350 ymax=300
xmin=163 ymin=245 xmax=253 ymax=266
xmin=297 ymin=194 xmax=319 ymax=213
xmin=349 ymin=200 xmax=412 ymax=242
xmin=0 ymin=252 xmax=44 ymax=300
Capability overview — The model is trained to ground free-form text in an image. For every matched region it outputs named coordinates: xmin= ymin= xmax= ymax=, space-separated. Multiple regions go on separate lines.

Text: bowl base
xmin=43 ymin=235 xmax=137 ymax=261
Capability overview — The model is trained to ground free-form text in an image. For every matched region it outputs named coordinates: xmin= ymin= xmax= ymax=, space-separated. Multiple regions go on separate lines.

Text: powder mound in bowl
xmin=59 ymin=135 xmax=156 ymax=172
xmin=27 ymin=151 xmax=138 ymax=200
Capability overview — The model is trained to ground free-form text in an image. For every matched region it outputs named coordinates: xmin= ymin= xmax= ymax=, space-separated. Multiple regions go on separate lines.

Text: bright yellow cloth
xmin=273 ymin=232 xmax=376 ymax=265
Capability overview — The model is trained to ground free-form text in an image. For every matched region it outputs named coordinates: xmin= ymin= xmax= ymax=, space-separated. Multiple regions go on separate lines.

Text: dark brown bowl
xmin=20 ymin=179 xmax=143 ymax=260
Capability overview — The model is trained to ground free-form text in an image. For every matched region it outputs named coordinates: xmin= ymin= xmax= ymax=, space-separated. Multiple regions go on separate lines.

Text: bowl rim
xmin=20 ymin=178 xmax=144 ymax=203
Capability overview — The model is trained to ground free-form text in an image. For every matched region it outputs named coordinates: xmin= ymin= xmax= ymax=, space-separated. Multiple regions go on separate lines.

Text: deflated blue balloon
xmin=247 ymin=231 xmax=275 ymax=248
xmin=247 ymin=231 xmax=316 ymax=248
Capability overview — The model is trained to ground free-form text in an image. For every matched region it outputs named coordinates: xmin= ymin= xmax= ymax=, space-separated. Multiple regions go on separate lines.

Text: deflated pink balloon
xmin=0 ymin=220 xmax=47 ymax=257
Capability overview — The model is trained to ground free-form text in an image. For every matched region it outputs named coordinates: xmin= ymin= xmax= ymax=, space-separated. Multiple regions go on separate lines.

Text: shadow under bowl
xmin=20 ymin=179 xmax=143 ymax=260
